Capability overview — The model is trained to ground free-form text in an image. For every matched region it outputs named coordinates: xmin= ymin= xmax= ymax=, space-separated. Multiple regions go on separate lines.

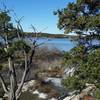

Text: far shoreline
xmin=24 ymin=32 xmax=79 ymax=40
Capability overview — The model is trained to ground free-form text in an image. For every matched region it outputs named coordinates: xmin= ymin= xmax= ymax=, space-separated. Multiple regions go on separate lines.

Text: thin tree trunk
xmin=16 ymin=52 xmax=28 ymax=99
xmin=5 ymin=34 xmax=17 ymax=100
xmin=8 ymin=57 xmax=17 ymax=100
xmin=0 ymin=74 xmax=8 ymax=93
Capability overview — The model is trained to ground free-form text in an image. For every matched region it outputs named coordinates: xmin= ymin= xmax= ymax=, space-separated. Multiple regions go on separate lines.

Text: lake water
xmin=1 ymin=37 xmax=99 ymax=51
xmin=27 ymin=37 xmax=76 ymax=51
xmin=0 ymin=37 xmax=76 ymax=51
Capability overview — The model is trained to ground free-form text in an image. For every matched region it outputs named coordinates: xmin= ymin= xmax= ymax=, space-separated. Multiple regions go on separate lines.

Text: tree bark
xmin=16 ymin=52 xmax=28 ymax=99
xmin=0 ymin=74 xmax=8 ymax=93
xmin=8 ymin=57 xmax=17 ymax=100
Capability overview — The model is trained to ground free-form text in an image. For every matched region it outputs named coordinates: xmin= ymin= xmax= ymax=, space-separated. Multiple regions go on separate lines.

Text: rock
xmin=63 ymin=83 xmax=96 ymax=100
xmin=38 ymin=93 xmax=48 ymax=99
xmin=28 ymin=80 xmax=35 ymax=87
xmin=21 ymin=80 xmax=36 ymax=92
xmin=49 ymin=98 xmax=57 ymax=100
xmin=32 ymin=90 xmax=40 ymax=94
xmin=63 ymin=94 xmax=80 ymax=100
xmin=33 ymin=90 xmax=48 ymax=99
xmin=22 ymin=83 xmax=28 ymax=92
xmin=80 ymin=84 xmax=96 ymax=98
xmin=83 ymin=95 xmax=95 ymax=100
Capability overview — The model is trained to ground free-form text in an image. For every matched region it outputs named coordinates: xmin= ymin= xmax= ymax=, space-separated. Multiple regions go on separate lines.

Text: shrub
xmin=62 ymin=46 xmax=100 ymax=95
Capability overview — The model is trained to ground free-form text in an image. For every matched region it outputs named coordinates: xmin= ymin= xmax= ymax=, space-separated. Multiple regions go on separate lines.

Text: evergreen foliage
xmin=63 ymin=46 xmax=100 ymax=90
xmin=54 ymin=0 xmax=100 ymax=35
xmin=55 ymin=0 xmax=100 ymax=99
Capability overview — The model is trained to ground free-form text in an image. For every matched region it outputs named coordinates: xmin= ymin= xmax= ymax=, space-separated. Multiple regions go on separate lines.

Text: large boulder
xmin=63 ymin=84 xmax=96 ymax=100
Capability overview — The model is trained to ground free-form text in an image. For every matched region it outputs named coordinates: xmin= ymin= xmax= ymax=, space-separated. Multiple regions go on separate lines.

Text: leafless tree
xmin=0 ymin=9 xmax=39 ymax=100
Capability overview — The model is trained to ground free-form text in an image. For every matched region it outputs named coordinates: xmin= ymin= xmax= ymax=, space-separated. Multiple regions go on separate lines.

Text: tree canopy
xmin=55 ymin=0 xmax=100 ymax=99
xmin=0 ymin=9 xmax=37 ymax=100
xmin=55 ymin=0 xmax=100 ymax=35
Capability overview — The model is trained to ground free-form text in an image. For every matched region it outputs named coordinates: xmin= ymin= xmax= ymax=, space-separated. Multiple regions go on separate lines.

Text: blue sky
xmin=0 ymin=0 xmax=75 ymax=34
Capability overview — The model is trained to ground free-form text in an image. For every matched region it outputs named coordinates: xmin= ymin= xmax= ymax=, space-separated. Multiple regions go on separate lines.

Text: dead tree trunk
xmin=0 ymin=11 xmax=38 ymax=99
xmin=8 ymin=57 xmax=17 ymax=100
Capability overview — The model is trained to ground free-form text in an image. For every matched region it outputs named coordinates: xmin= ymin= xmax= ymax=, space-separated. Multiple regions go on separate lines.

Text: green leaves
xmin=62 ymin=76 xmax=85 ymax=90
xmin=0 ymin=11 xmax=11 ymax=23
xmin=64 ymin=45 xmax=86 ymax=64
xmin=0 ymin=40 xmax=31 ymax=58
xmin=62 ymin=45 xmax=100 ymax=91
xmin=55 ymin=1 xmax=100 ymax=98
xmin=86 ymin=15 xmax=100 ymax=29
xmin=0 ymin=10 xmax=15 ymax=40
xmin=55 ymin=0 xmax=100 ymax=35
xmin=0 ymin=11 xmax=11 ymax=32
xmin=77 ymin=0 xmax=84 ymax=4
xmin=0 ymin=48 xmax=7 ymax=59
xmin=12 ymin=40 xmax=31 ymax=53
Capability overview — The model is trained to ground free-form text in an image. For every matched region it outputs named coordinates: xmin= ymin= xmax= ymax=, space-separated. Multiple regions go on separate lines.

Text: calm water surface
xmin=27 ymin=37 xmax=76 ymax=51
xmin=0 ymin=37 xmax=76 ymax=51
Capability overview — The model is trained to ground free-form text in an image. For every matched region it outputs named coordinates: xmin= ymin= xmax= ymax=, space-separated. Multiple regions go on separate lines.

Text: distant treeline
xmin=24 ymin=32 xmax=79 ymax=39
xmin=4 ymin=31 xmax=79 ymax=40
xmin=24 ymin=32 xmax=66 ymax=38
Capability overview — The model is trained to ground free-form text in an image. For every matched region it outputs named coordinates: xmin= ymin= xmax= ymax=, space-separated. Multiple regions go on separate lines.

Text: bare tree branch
xmin=15 ymin=17 xmax=24 ymax=40
xmin=8 ymin=57 xmax=18 ymax=100
xmin=16 ymin=51 xmax=28 ymax=98
xmin=16 ymin=42 xmax=36 ymax=98
xmin=0 ymin=73 xmax=9 ymax=93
